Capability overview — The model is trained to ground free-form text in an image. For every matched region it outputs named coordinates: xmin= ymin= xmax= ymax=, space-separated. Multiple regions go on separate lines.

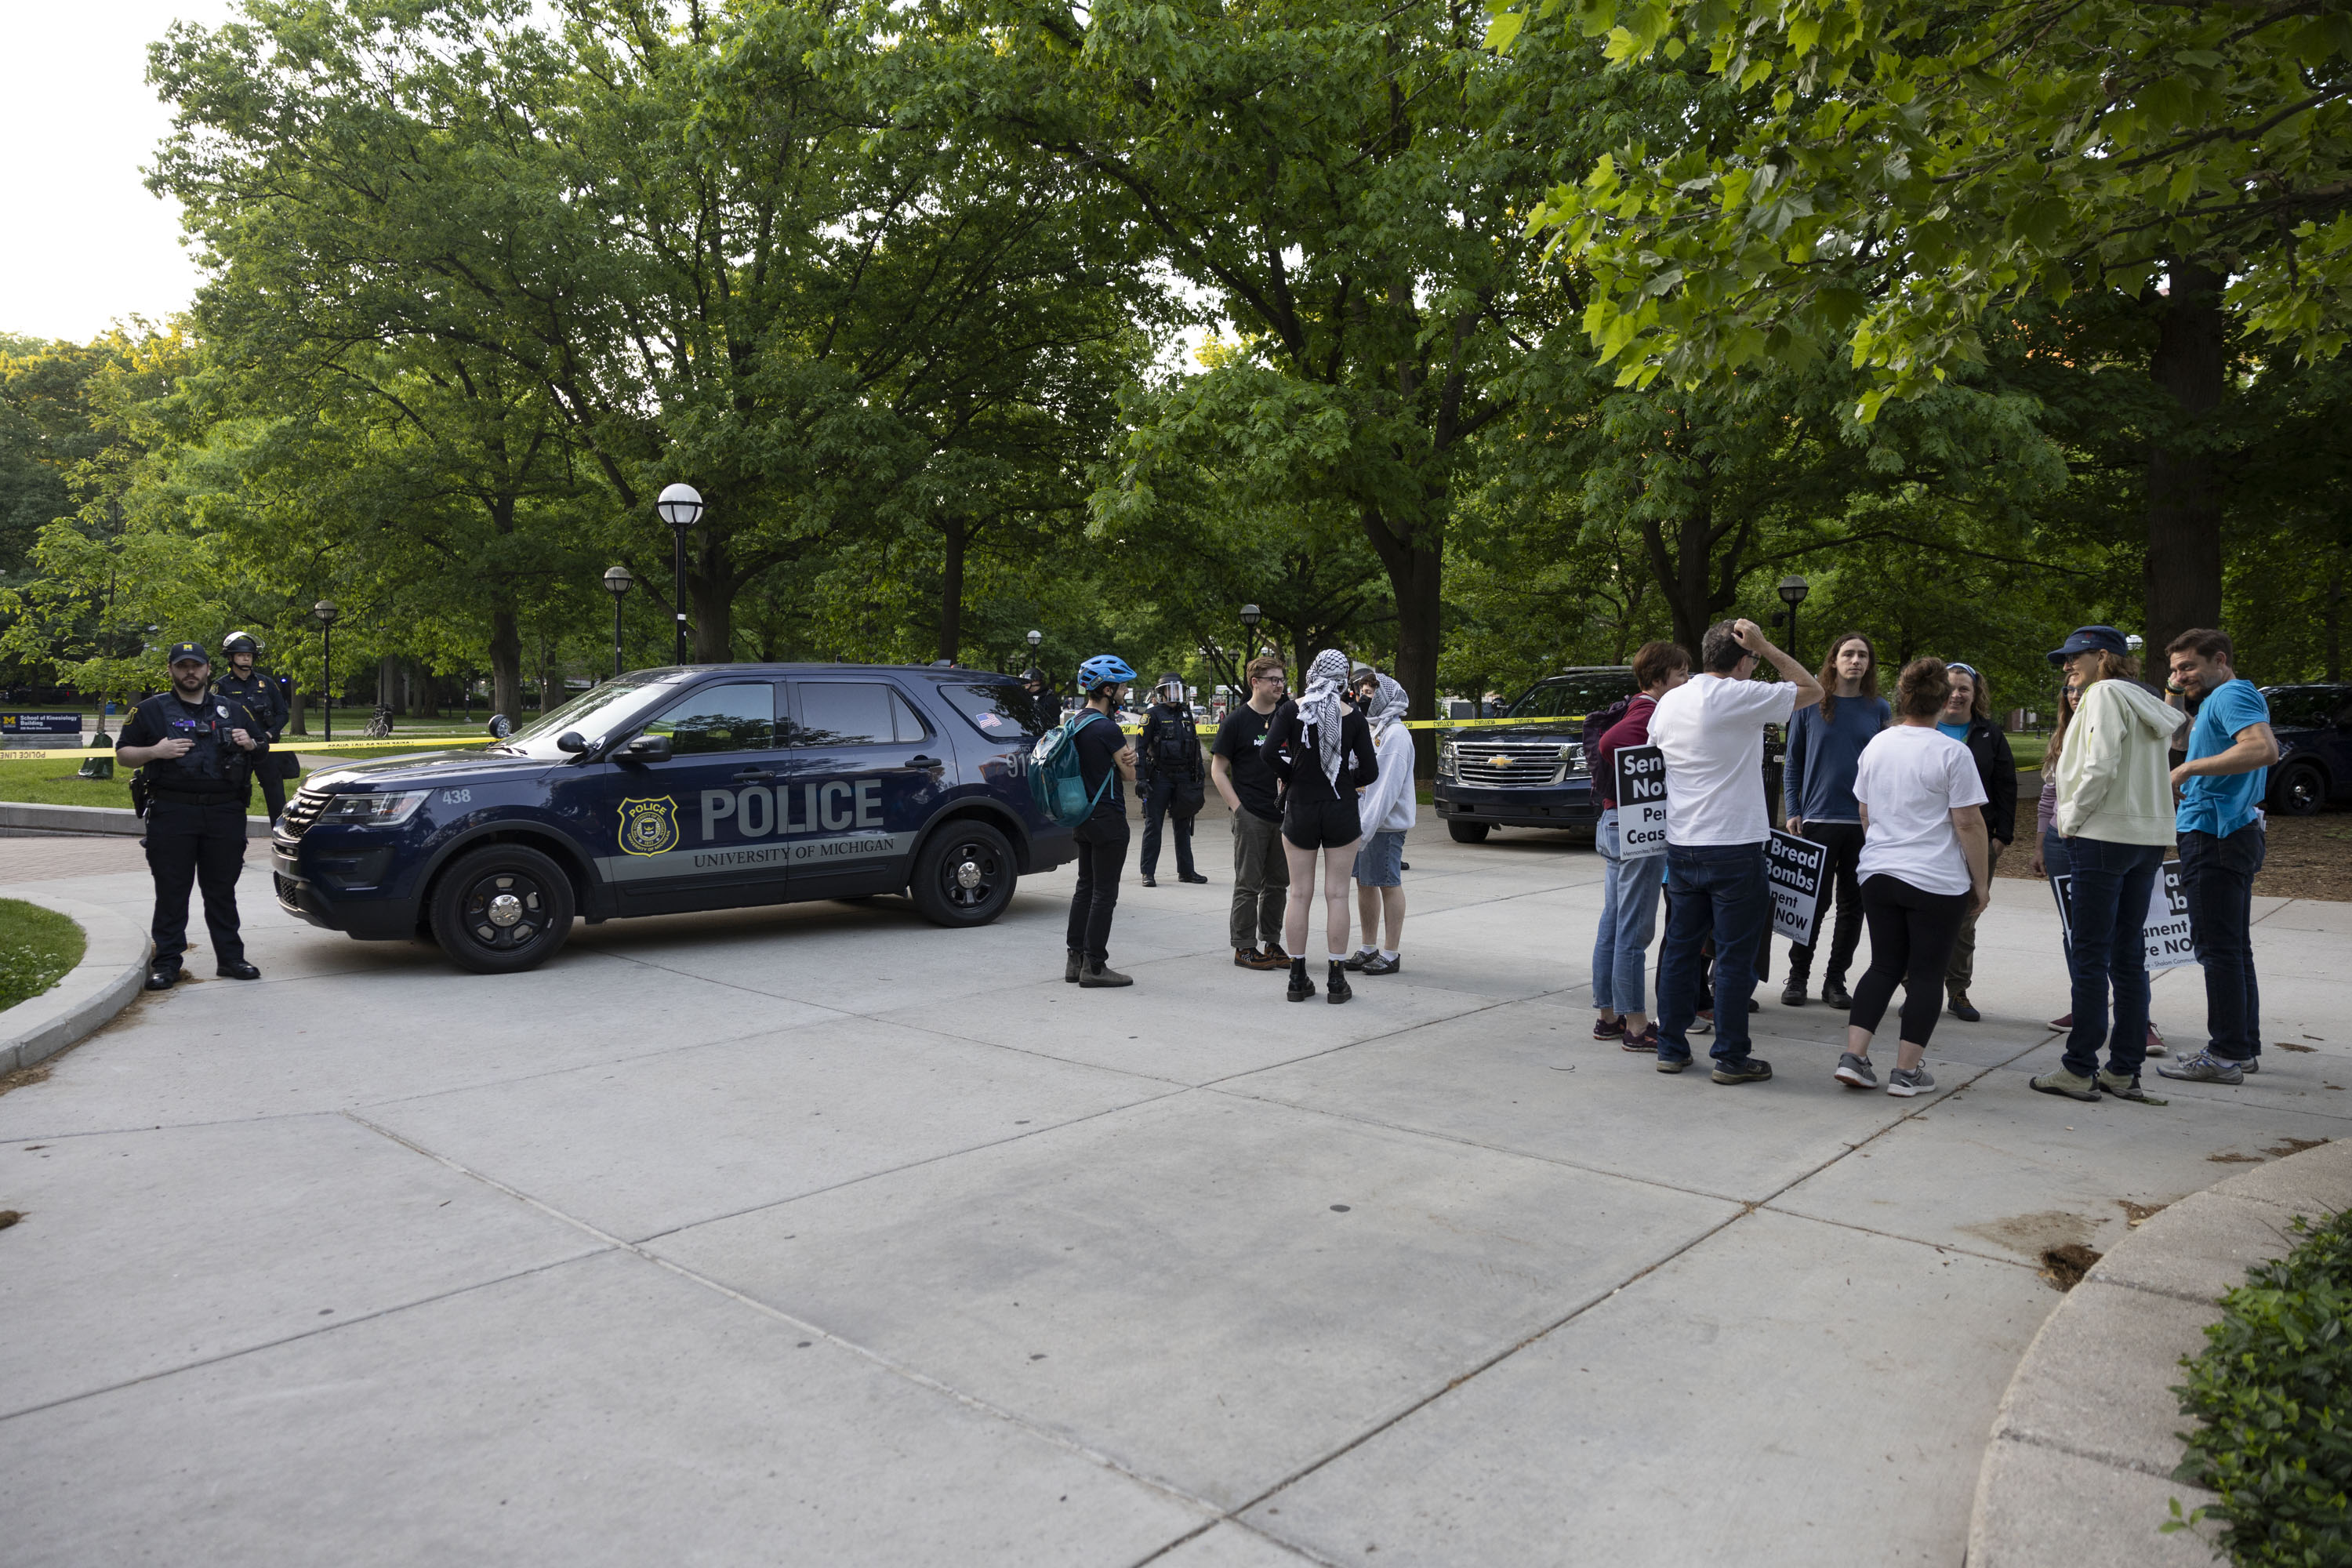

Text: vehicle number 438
xmin=441 ymin=788 xmax=472 ymax=804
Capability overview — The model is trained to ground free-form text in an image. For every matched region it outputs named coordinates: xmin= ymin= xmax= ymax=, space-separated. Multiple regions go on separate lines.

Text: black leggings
xmin=1849 ymin=874 xmax=1970 ymax=1046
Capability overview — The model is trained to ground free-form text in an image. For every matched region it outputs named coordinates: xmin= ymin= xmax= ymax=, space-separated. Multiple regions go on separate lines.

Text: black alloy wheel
xmin=1448 ymin=819 xmax=1491 ymax=844
xmin=429 ymin=843 xmax=577 ymax=973
xmin=910 ymin=822 xmax=1016 ymax=927
xmin=2274 ymin=760 xmax=2328 ymax=817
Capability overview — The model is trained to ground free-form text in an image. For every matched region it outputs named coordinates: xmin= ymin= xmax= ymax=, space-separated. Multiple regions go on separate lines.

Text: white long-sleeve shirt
xmin=1356 ymin=723 xmax=1417 ymax=835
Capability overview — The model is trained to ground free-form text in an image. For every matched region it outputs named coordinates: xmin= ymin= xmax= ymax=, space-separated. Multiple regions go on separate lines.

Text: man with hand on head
xmin=1649 ymin=619 xmax=1824 ymax=1084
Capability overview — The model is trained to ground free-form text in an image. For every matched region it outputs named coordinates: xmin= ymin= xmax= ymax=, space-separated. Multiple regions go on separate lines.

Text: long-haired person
xmin=1266 ymin=648 xmax=1381 ymax=1004
xmin=2031 ymin=627 xmax=2185 ymax=1103
xmin=1347 ymin=674 xmax=1416 ymax=975
xmin=1835 ymin=659 xmax=1990 ymax=1094
xmin=1780 ymin=631 xmax=1886 ymax=1010
xmin=1936 ymin=662 xmax=2017 ymax=1022
xmin=1591 ymin=641 xmax=1691 ymax=1049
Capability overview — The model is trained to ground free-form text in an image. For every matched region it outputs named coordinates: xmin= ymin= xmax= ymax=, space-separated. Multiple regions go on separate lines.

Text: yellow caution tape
xmin=0 ymin=735 xmax=497 ymax=764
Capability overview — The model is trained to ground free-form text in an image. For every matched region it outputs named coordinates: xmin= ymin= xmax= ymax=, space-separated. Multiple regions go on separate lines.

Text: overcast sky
xmin=1 ymin=0 xmax=240 ymax=343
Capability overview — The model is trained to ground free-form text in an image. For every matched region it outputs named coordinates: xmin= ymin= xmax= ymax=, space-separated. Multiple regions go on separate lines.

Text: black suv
xmin=270 ymin=665 xmax=1073 ymax=973
xmin=1433 ymin=668 xmax=1642 ymax=843
xmin=2263 ymin=684 xmax=2352 ymax=815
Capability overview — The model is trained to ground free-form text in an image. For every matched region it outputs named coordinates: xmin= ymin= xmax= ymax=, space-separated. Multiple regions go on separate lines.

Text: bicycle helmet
xmin=1076 ymin=654 xmax=1136 ymax=693
xmin=222 ymin=630 xmax=263 ymax=655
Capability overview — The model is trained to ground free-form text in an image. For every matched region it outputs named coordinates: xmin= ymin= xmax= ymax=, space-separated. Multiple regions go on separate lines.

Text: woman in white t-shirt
xmin=1835 ymin=659 xmax=1991 ymax=1096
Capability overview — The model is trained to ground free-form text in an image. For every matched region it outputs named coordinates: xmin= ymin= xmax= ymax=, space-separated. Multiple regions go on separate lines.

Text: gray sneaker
xmin=1886 ymin=1065 xmax=1936 ymax=1098
xmin=2031 ymin=1066 xmax=2101 ymax=1102
xmin=1833 ymin=1053 xmax=1878 ymax=1090
xmin=2096 ymin=1069 xmax=2167 ymax=1104
xmin=2155 ymin=1051 xmax=2245 ymax=1085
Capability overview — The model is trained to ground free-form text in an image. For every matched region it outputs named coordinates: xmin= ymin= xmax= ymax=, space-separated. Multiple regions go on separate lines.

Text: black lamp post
xmin=1239 ymin=604 xmax=1264 ymax=695
xmin=602 ymin=564 xmax=633 ymax=680
xmin=655 ymin=483 xmax=703 ymax=665
xmin=1026 ymin=628 xmax=1042 ymax=662
xmin=1775 ymin=575 xmax=1810 ymax=666
xmin=314 ymin=599 xmax=339 ymax=742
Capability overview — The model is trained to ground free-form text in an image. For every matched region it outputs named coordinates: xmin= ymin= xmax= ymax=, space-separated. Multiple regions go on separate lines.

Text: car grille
xmin=1454 ymin=736 xmax=1578 ymax=787
xmin=278 ymin=786 xmax=332 ymax=842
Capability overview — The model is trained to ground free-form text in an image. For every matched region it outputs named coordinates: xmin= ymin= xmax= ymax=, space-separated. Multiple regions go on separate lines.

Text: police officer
xmin=215 ymin=630 xmax=292 ymax=822
xmin=116 ymin=642 xmax=269 ymax=989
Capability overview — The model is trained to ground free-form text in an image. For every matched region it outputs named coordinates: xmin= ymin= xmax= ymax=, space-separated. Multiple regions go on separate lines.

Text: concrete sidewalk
xmin=1 ymin=808 xmax=2344 ymax=1565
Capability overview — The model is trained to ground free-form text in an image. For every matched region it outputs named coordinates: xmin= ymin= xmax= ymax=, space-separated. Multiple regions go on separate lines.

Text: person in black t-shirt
xmin=1264 ymin=648 xmax=1381 ymax=1004
xmin=1064 ymin=655 xmax=1141 ymax=987
xmin=1210 ymin=654 xmax=1292 ymax=970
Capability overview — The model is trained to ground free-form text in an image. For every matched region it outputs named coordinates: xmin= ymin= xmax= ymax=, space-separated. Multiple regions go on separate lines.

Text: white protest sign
xmin=2049 ymin=862 xmax=2195 ymax=971
xmin=1613 ymin=745 xmax=1668 ymax=859
xmin=1766 ymin=830 xmax=1828 ymax=947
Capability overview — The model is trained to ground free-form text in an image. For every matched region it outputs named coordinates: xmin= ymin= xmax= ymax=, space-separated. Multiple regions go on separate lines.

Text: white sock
xmin=1356 ymin=943 xmax=1377 ymax=956
xmin=1327 ymin=953 xmax=1349 ymax=964
xmin=1381 ymin=949 xmax=1398 ymax=963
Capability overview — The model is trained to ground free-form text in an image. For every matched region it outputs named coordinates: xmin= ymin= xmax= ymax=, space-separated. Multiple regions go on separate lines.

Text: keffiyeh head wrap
xmin=1367 ymin=673 xmax=1409 ymax=739
xmin=1301 ymin=648 xmax=1352 ymax=788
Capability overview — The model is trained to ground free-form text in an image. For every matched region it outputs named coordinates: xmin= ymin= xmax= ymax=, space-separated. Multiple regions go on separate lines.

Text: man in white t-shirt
xmin=1647 ymin=619 xmax=1823 ymax=1083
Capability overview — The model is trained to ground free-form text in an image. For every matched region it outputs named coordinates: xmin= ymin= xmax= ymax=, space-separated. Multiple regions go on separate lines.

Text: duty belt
xmin=150 ymin=788 xmax=241 ymax=807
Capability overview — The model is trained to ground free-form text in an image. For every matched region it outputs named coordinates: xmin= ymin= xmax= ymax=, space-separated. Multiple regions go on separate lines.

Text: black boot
xmin=1080 ymin=957 xmax=1133 ymax=988
xmin=1065 ymin=948 xmax=1082 ymax=983
xmin=1286 ymin=956 xmax=1315 ymax=1003
xmin=1327 ymin=960 xmax=1352 ymax=1004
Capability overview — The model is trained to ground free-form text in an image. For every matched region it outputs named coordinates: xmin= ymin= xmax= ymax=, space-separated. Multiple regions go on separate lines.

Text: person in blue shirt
xmin=1934 ymin=662 xmax=2017 ymax=1022
xmin=2155 ymin=629 xmax=2281 ymax=1084
xmin=1780 ymin=633 xmax=1888 ymax=1009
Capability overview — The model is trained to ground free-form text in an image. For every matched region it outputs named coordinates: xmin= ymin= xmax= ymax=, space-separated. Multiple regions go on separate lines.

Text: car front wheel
xmin=2273 ymin=760 xmax=2328 ymax=817
xmin=1448 ymin=820 xmax=1491 ymax=844
xmin=910 ymin=822 xmax=1017 ymax=927
xmin=428 ymin=844 xmax=577 ymax=973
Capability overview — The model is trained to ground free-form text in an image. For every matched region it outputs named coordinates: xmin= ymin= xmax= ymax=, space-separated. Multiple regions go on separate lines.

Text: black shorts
xmin=1282 ymin=793 xmax=1362 ymax=851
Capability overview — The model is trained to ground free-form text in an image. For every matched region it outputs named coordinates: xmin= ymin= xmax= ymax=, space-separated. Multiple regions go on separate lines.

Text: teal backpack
xmin=1029 ymin=710 xmax=1119 ymax=826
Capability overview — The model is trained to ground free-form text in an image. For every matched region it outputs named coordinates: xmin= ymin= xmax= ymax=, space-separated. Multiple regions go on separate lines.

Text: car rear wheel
xmin=429 ymin=844 xmax=576 ymax=974
xmin=2273 ymin=760 xmax=2328 ymax=817
xmin=1448 ymin=820 xmax=1491 ymax=844
xmin=910 ymin=822 xmax=1017 ymax=927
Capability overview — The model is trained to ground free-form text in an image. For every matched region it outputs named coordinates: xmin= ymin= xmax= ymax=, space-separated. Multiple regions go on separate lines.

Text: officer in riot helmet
xmin=1020 ymin=666 xmax=1060 ymax=730
xmin=115 ymin=642 xmax=270 ymax=988
xmin=215 ymin=630 xmax=292 ymax=822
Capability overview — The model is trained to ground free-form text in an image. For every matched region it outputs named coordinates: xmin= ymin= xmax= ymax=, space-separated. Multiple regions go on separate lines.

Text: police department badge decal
xmin=619 ymin=797 xmax=679 ymax=856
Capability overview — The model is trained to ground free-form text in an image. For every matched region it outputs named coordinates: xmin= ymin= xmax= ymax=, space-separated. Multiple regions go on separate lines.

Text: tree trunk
xmin=376 ymin=653 xmax=400 ymax=713
xmin=488 ymin=604 xmax=523 ymax=721
xmin=2326 ymin=562 xmax=2344 ymax=682
xmin=937 ymin=517 xmax=966 ymax=663
xmin=689 ymin=531 xmax=733 ymax=663
xmin=1362 ymin=506 xmax=1444 ymax=775
xmin=2144 ymin=258 xmax=2227 ymax=660
xmin=287 ymin=688 xmax=307 ymax=737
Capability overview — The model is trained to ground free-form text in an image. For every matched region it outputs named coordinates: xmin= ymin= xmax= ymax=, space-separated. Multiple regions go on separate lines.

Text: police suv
xmin=271 ymin=665 xmax=1071 ymax=973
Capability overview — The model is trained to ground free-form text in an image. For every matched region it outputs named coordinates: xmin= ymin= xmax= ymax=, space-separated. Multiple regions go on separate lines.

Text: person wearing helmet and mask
xmin=1065 ymin=655 xmax=1142 ymax=987
xmin=1020 ymin=667 xmax=1060 ymax=731
xmin=215 ymin=631 xmax=292 ymax=822
xmin=1136 ymin=673 xmax=1207 ymax=887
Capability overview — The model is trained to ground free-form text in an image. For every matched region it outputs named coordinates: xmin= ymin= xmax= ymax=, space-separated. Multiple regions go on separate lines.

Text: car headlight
xmin=1438 ymin=739 xmax=1457 ymax=779
xmin=318 ymin=789 xmax=430 ymax=826
xmin=1560 ymin=742 xmax=1587 ymax=776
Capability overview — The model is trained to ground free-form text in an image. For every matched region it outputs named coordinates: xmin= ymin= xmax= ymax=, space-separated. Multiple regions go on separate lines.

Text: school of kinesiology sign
xmin=2049 ymin=863 xmax=2196 ymax=972
xmin=1612 ymin=746 xmax=1668 ymax=858
xmin=1765 ymin=832 xmax=1828 ymax=949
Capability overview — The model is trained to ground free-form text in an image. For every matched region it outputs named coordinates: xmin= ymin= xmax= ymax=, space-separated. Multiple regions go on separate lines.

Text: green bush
xmin=2170 ymin=1209 xmax=2352 ymax=1566
xmin=0 ymin=898 xmax=86 ymax=1014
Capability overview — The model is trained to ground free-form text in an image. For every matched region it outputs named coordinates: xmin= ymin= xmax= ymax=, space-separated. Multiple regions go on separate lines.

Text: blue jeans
xmin=1657 ymin=843 xmax=1769 ymax=1065
xmin=2060 ymin=836 xmax=2166 ymax=1078
xmin=1592 ymin=809 xmax=1666 ymax=1015
xmin=2180 ymin=824 xmax=2264 ymax=1062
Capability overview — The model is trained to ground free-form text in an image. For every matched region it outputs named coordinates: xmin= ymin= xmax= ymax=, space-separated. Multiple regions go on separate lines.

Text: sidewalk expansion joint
xmin=1991 ymin=1424 xmax=2187 ymax=1483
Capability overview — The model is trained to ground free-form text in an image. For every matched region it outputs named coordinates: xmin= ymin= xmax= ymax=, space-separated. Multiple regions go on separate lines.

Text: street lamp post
xmin=314 ymin=600 xmax=339 ymax=743
xmin=655 ymin=484 xmax=703 ymax=665
xmin=1026 ymin=628 xmax=1042 ymax=663
xmin=1775 ymin=575 xmax=1810 ymax=667
xmin=1239 ymin=604 xmax=1264 ymax=696
xmin=602 ymin=564 xmax=634 ymax=681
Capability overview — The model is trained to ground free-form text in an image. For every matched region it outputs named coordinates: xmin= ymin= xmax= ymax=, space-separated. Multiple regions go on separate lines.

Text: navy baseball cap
xmin=165 ymin=641 xmax=209 ymax=666
xmin=2046 ymin=625 xmax=2130 ymax=666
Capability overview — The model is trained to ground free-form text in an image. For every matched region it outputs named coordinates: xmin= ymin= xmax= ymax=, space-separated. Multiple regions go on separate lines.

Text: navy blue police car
xmin=271 ymin=665 xmax=1072 ymax=972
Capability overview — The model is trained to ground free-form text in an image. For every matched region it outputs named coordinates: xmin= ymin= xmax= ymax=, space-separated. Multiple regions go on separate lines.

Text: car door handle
xmin=731 ymin=767 xmax=775 ymax=783
xmin=906 ymin=755 xmax=942 ymax=768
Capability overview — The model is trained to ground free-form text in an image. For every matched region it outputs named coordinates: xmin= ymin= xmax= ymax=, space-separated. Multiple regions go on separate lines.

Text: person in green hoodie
xmin=2031 ymin=626 xmax=2188 ymax=1103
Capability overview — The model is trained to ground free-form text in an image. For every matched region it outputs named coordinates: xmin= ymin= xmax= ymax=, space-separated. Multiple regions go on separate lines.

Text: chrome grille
xmin=278 ymin=786 xmax=332 ymax=842
xmin=1454 ymin=736 xmax=1578 ymax=788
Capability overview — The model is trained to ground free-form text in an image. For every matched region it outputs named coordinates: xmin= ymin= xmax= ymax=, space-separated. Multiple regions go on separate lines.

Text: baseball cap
xmin=166 ymin=641 xmax=209 ymax=666
xmin=2045 ymin=626 xmax=2129 ymax=667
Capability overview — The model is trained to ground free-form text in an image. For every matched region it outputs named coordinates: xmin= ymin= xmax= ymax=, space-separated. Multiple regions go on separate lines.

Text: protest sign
xmin=1766 ymin=831 xmax=1828 ymax=946
xmin=2050 ymin=862 xmax=2194 ymax=971
xmin=1613 ymin=745 xmax=1668 ymax=858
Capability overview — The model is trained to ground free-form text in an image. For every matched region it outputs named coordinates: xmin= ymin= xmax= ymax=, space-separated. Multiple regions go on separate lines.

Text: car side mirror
xmin=617 ymin=733 xmax=670 ymax=762
xmin=556 ymin=731 xmax=591 ymax=755
xmin=488 ymin=713 xmax=512 ymax=739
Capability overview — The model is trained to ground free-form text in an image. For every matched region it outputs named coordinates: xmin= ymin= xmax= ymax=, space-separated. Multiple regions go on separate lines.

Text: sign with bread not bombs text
xmin=2049 ymin=862 xmax=2194 ymax=971
xmin=1613 ymin=745 xmax=1668 ymax=858
xmin=1765 ymin=831 xmax=1828 ymax=947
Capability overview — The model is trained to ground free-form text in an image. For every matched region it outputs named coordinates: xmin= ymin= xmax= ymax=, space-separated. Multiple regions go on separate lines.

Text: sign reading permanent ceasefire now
xmin=1612 ymin=746 xmax=1668 ymax=858
xmin=602 ymin=779 xmax=911 ymax=882
xmin=2049 ymin=861 xmax=2194 ymax=971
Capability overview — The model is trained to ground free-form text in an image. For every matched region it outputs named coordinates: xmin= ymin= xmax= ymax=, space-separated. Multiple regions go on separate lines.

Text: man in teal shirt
xmin=2157 ymin=629 xmax=2281 ymax=1085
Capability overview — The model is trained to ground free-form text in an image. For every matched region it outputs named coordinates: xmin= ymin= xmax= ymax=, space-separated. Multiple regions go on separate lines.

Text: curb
xmin=1968 ymin=1138 xmax=2352 ymax=1567
xmin=0 ymin=801 xmax=272 ymax=840
xmin=0 ymin=892 xmax=154 ymax=1074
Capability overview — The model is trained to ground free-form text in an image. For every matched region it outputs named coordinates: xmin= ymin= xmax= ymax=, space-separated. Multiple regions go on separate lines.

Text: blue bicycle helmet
xmin=1076 ymin=654 xmax=1137 ymax=693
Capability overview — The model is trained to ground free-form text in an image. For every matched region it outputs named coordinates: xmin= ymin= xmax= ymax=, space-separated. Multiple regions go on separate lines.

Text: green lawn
xmin=0 ymin=898 xmax=86 ymax=1013
xmin=2010 ymin=733 xmax=2049 ymax=770
xmin=0 ymin=735 xmax=492 ymax=811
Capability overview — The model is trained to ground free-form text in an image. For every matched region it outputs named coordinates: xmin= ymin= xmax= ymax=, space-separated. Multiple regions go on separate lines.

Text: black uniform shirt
xmin=118 ymin=688 xmax=269 ymax=797
xmin=213 ymin=670 xmax=289 ymax=741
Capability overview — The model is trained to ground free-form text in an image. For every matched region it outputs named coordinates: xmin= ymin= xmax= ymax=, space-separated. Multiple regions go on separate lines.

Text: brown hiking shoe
xmin=1236 ymin=946 xmax=1284 ymax=971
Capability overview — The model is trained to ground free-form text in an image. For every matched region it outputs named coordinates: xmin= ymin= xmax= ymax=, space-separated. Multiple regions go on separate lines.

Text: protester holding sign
xmin=2156 ymin=630 xmax=2281 ymax=1087
xmin=1588 ymin=641 xmax=1691 ymax=1049
xmin=1649 ymin=619 xmax=1823 ymax=1083
xmin=1936 ymin=663 xmax=2018 ymax=1022
xmin=1833 ymin=659 xmax=1989 ymax=1096
xmin=1780 ymin=632 xmax=1886 ymax=1011
xmin=2031 ymin=627 xmax=2187 ymax=1104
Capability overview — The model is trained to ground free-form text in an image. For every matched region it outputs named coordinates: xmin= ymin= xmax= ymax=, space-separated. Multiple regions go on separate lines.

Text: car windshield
xmin=1506 ymin=673 xmax=1639 ymax=722
xmin=489 ymin=670 xmax=686 ymax=760
xmin=2265 ymin=686 xmax=2351 ymax=729
xmin=937 ymin=681 xmax=1051 ymax=743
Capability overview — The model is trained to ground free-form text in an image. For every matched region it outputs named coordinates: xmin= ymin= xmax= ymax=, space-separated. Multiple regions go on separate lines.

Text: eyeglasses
xmin=1254 ymin=673 xmax=1285 ymax=684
